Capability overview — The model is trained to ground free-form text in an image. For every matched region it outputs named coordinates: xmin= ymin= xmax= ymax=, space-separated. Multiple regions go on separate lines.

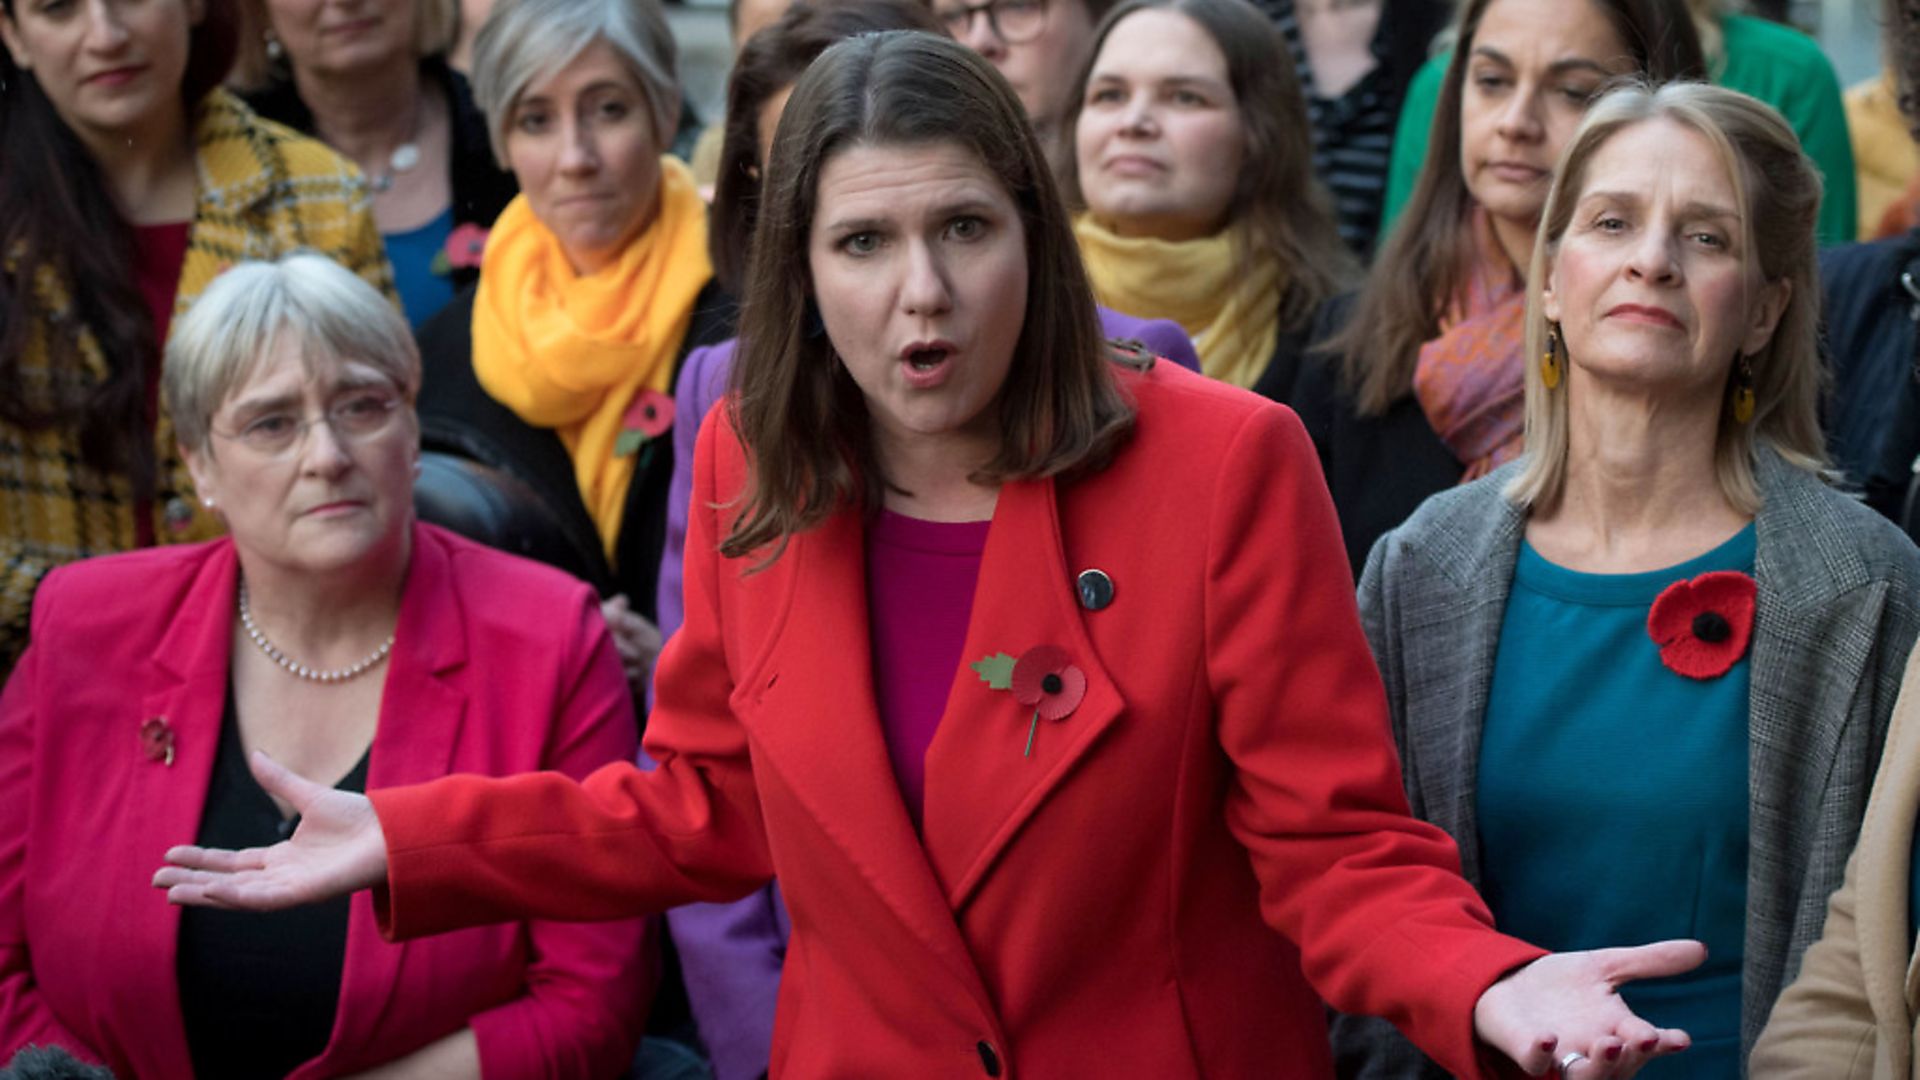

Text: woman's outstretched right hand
xmin=152 ymin=750 xmax=388 ymax=910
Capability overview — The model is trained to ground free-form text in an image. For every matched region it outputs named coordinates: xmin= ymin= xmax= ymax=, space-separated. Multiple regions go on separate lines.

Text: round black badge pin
xmin=1076 ymin=569 xmax=1114 ymax=611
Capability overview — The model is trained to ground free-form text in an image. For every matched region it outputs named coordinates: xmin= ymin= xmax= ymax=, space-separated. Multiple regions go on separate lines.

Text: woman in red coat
xmin=160 ymin=31 xmax=1702 ymax=1079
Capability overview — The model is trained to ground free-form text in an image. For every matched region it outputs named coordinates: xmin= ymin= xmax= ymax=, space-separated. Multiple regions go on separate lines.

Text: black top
xmin=1247 ymin=316 xmax=1319 ymax=406
xmin=242 ymin=57 xmax=520 ymax=291
xmin=412 ymin=280 xmax=738 ymax=618
xmin=1286 ymin=294 xmax=1462 ymax=579
xmin=1820 ymin=227 xmax=1920 ymax=524
xmin=178 ymin=687 xmax=370 ymax=1080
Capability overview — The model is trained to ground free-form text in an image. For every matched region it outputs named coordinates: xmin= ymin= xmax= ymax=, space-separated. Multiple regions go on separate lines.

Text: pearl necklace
xmin=238 ymin=581 xmax=395 ymax=683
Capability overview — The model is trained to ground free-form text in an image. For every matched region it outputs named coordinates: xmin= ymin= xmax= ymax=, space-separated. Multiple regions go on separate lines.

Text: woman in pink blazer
xmin=0 ymin=255 xmax=649 ymax=1078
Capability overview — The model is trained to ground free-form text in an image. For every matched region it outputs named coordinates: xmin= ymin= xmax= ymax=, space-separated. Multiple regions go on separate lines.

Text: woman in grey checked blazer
xmin=1337 ymin=83 xmax=1920 ymax=1080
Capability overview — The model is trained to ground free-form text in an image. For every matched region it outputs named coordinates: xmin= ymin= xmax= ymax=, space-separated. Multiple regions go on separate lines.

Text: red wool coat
xmin=374 ymin=363 xmax=1544 ymax=1078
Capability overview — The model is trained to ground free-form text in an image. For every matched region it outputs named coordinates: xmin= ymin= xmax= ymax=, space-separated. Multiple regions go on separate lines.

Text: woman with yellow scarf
xmin=414 ymin=0 xmax=733 ymax=695
xmin=1062 ymin=0 xmax=1353 ymax=401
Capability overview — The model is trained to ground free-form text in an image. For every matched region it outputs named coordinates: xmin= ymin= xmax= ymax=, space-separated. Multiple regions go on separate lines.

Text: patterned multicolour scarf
xmin=1412 ymin=208 xmax=1527 ymax=480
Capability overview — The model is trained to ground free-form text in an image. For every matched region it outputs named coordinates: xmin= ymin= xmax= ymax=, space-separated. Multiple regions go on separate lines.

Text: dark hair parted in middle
xmin=1335 ymin=0 xmax=1706 ymax=416
xmin=710 ymin=0 xmax=948 ymax=296
xmin=721 ymin=30 xmax=1135 ymax=562
xmin=1058 ymin=0 xmax=1357 ymax=334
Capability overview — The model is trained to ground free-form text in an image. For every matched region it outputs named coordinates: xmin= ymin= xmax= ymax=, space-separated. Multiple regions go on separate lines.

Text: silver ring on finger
xmin=1558 ymin=1051 xmax=1588 ymax=1075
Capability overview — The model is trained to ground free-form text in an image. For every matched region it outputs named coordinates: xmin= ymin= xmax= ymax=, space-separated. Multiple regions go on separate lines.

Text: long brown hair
xmin=0 ymin=0 xmax=239 ymax=495
xmin=1335 ymin=0 xmax=1703 ymax=416
xmin=709 ymin=0 xmax=946 ymax=297
xmin=721 ymin=30 xmax=1134 ymax=563
xmin=1058 ymin=0 xmax=1356 ymax=333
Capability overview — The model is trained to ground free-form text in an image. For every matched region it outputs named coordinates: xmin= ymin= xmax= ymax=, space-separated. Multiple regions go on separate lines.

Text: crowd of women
xmin=8 ymin=0 xmax=1920 ymax=1074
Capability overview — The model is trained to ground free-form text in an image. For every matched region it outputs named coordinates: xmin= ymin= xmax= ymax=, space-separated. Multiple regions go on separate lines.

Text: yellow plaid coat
xmin=0 ymin=89 xmax=393 ymax=670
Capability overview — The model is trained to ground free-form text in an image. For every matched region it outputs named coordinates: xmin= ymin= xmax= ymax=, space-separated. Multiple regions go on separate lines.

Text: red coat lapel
xmin=735 ymin=478 xmax=1126 ymax=981
xmin=734 ymin=507 xmax=994 ymax=1005
xmin=920 ymin=475 xmax=1125 ymax=911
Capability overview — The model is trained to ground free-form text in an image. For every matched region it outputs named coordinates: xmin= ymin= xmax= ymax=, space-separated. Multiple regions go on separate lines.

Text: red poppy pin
xmin=614 ymin=389 xmax=675 ymax=467
xmin=436 ymin=223 xmax=490 ymax=275
xmin=1646 ymin=570 xmax=1757 ymax=680
xmin=139 ymin=716 xmax=175 ymax=767
xmin=972 ymin=644 xmax=1086 ymax=757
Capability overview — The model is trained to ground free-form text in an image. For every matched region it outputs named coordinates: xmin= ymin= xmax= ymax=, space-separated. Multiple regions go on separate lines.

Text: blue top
xmin=1480 ymin=524 xmax=1756 ymax=1079
xmin=385 ymin=206 xmax=456 ymax=329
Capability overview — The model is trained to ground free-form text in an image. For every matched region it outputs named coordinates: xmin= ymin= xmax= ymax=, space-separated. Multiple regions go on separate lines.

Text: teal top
xmin=1480 ymin=524 xmax=1756 ymax=1079
xmin=385 ymin=206 xmax=457 ymax=330
xmin=1379 ymin=14 xmax=1856 ymax=246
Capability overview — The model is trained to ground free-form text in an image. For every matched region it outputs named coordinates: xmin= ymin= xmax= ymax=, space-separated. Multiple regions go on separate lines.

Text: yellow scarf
xmin=1073 ymin=214 xmax=1282 ymax=389
xmin=472 ymin=156 xmax=712 ymax=560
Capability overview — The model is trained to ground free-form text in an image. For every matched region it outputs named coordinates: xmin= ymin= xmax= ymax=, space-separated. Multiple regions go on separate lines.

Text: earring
xmin=264 ymin=30 xmax=284 ymax=61
xmin=201 ymin=496 xmax=216 ymax=509
xmin=1541 ymin=323 xmax=1563 ymax=390
xmin=1733 ymin=353 xmax=1756 ymax=424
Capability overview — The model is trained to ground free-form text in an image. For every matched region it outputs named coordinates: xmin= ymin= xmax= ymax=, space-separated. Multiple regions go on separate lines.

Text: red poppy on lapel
xmin=139 ymin=716 xmax=175 ymax=766
xmin=615 ymin=390 xmax=676 ymax=458
xmin=1647 ymin=571 xmax=1757 ymax=680
xmin=973 ymin=645 xmax=1086 ymax=757
xmin=1012 ymin=646 xmax=1087 ymax=720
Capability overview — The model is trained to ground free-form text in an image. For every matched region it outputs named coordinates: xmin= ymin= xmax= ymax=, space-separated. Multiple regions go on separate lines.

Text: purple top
xmin=866 ymin=510 xmax=989 ymax=830
xmin=654 ymin=305 xmax=1192 ymax=1080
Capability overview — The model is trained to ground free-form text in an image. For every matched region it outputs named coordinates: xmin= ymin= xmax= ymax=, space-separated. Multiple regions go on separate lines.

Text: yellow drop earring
xmin=1733 ymin=353 xmax=1756 ymax=423
xmin=1541 ymin=324 xmax=1563 ymax=390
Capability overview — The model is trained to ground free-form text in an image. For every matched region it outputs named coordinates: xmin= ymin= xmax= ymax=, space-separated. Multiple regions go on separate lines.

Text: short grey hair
xmin=164 ymin=254 xmax=421 ymax=454
xmin=469 ymin=0 xmax=680 ymax=168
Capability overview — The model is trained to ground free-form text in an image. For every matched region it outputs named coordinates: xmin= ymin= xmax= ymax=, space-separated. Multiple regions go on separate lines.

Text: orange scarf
xmin=1412 ymin=208 xmax=1527 ymax=480
xmin=472 ymin=156 xmax=711 ymax=559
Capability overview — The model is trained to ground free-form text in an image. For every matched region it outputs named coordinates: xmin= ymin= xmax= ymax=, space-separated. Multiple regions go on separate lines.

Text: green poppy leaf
xmin=970 ymin=652 xmax=1017 ymax=691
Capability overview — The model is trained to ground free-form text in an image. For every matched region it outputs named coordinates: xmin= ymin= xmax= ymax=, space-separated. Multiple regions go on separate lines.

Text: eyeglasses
xmin=210 ymin=390 xmax=406 ymax=458
xmin=934 ymin=0 xmax=1047 ymax=44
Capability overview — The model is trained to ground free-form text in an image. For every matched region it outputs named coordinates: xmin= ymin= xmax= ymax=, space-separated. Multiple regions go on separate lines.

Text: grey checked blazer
xmin=1333 ymin=450 xmax=1920 ymax=1078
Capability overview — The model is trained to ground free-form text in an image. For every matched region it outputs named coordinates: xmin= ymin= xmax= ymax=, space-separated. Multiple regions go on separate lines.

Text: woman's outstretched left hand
xmin=153 ymin=750 xmax=388 ymax=910
xmin=1473 ymin=940 xmax=1707 ymax=1077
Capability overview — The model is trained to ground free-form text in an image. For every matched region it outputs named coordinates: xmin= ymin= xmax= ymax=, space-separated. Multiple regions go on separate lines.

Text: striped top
xmin=1259 ymin=0 xmax=1399 ymax=255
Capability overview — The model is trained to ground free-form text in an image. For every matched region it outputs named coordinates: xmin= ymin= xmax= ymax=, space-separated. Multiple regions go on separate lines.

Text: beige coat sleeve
xmin=1751 ymin=838 xmax=1882 ymax=1077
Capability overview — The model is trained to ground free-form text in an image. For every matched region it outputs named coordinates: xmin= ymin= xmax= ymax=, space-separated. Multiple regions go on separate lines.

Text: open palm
xmin=154 ymin=751 xmax=389 ymax=910
xmin=1475 ymin=940 xmax=1708 ymax=1078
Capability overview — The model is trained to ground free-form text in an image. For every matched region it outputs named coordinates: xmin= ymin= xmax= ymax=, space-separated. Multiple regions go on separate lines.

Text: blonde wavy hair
xmin=1505 ymin=81 xmax=1828 ymax=514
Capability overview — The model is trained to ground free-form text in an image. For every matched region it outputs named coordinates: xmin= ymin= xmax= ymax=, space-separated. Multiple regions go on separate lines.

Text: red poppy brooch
xmin=431 ymin=223 xmax=490 ymax=276
xmin=972 ymin=645 xmax=1086 ymax=757
xmin=1646 ymin=571 xmax=1757 ymax=680
xmin=615 ymin=389 xmax=675 ymax=468
xmin=139 ymin=716 xmax=175 ymax=767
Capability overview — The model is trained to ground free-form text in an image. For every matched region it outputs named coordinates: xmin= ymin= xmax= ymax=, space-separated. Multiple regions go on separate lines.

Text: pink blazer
xmin=0 ymin=523 xmax=651 ymax=1079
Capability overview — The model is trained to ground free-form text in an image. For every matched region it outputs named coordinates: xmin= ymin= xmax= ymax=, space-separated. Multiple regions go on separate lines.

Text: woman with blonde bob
xmin=1348 ymin=82 xmax=1920 ymax=1079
